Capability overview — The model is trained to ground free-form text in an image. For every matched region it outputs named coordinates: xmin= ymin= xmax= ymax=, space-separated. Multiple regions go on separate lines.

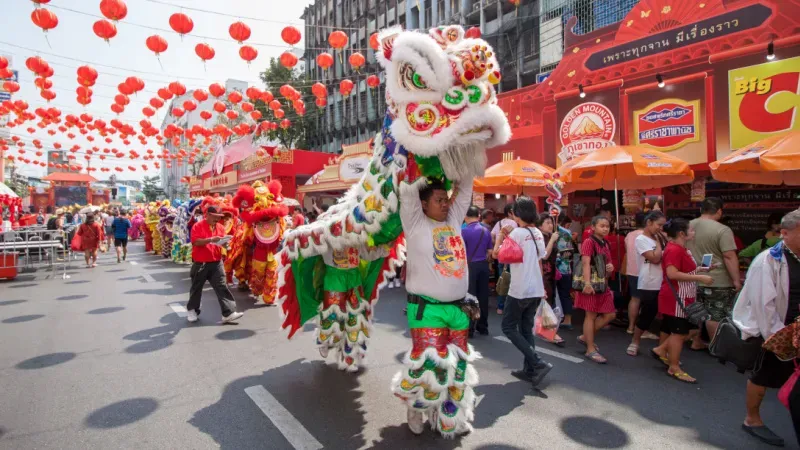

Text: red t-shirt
xmin=658 ymin=242 xmax=697 ymax=318
xmin=191 ymin=219 xmax=225 ymax=263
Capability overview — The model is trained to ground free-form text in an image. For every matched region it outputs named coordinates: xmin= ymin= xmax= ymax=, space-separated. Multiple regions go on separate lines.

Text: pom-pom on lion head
xmin=232 ymin=184 xmax=256 ymax=210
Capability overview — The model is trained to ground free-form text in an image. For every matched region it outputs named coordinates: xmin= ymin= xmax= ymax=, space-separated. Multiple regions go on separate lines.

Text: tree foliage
xmin=142 ymin=175 xmax=161 ymax=202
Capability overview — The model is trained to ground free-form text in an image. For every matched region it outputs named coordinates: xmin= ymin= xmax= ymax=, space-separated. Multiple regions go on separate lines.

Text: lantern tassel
xmin=156 ymin=56 xmax=164 ymax=71
xmin=43 ymin=33 xmax=52 ymax=49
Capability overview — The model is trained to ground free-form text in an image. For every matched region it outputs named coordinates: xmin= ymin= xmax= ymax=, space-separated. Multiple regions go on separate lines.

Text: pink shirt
xmin=624 ymin=229 xmax=643 ymax=276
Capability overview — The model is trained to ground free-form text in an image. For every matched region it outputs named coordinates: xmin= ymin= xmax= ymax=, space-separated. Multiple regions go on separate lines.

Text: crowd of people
xmin=463 ymin=196 xmax=800 ymax=447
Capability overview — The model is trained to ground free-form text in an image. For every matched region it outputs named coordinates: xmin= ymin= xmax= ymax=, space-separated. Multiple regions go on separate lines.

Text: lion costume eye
xmin=400 ymin=63 xmax=429 ymax=90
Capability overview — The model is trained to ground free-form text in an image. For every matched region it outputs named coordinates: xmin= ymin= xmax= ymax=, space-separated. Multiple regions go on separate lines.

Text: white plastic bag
xmin=536 ymin=300 xmax=560 ymax=330
xmin=553 ymin=290 xmax=565 ymax=322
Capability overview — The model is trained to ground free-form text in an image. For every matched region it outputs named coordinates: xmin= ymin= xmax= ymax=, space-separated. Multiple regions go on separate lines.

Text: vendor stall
xmin=296 ymin=140 xmax=372 ymax=209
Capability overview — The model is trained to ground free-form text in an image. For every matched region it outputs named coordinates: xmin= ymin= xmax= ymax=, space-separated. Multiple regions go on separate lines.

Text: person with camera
xmin=734 ymin=209 xmax=800 ymax=447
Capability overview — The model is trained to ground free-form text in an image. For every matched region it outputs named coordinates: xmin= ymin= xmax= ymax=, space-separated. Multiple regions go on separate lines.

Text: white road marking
xmin=168 ymin=302 xmax=188 ymax=317
xmin=493 ymin=336 xmax=583 ymax=364
xmin=142 ymin=274 xmax=156 ymax=283
xmin=129 ymin=261 xmax=138 ymax=265
xmin=244 ymin=385 xmax=323 ymax=450
xmin=475 ymin=394 xmax=486 ymax=407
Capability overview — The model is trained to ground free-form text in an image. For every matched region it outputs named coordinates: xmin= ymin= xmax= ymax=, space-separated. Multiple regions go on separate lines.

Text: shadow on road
xmin=560 ymin=416 xmax=629 ymax=448
xmin=122 ymin=313 xmax=208 ymax=354
xmin=56 ymin=294 xmax=88 ymax=301
xmin=84 ymin=397 xmax=159 ymax=429
xmin=87 ymin=307 xmax=126 ymax=315
xmin=189 ymin=359 xmax=366 ymax=450
xmin=215 ymin=329 xmax=256 ymax=341
xmin=16 ymin=352 xmax=76 ymax=370
xmin=0 ymin=300 xmax=27 ymax=306
xmin=2 ymin=314 xmax=45 ymax=324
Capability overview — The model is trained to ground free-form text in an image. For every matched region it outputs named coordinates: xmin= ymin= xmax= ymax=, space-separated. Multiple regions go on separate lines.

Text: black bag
xmin=572 ymin=236 xmax=607 ymax=293
xmin=665 ymin=277 xmax=711 ymax=327
xmin=709 ymin=317 xmax=764 ymax=373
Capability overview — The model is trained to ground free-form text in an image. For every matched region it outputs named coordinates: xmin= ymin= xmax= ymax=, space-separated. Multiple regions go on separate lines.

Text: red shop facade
xmin=493 ymin=0 xmax=800 ymax=243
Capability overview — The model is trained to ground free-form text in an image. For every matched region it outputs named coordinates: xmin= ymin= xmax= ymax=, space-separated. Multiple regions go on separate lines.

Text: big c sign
xmin=729 ymin=56 xmax=800 ymax=149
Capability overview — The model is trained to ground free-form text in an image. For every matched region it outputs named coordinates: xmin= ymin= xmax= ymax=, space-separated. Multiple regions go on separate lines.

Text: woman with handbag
xmin=651 ymin=218 xmax=713 ymax=384
xmin=77 ymin=212 xmax=105 ymax=268
xmin=574 ymin=215 xmax=616 ymax=364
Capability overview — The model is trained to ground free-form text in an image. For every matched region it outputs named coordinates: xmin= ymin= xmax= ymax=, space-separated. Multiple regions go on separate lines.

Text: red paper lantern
xmin=118 ymin=82 xmax=133 ymax=96
xmin=250 ymin=110 xmax=262 ymax=121
xmin=100 ymin=0 xmax=127 ymax=21
xmin=225 ymin=110 xmax=239 ymax=120
xmin=239 ymin=45 xmax=258 ymax=64
xmin=465 ymin=27 xmax=482 ymax=39
xmin=367 ymin=74 xmax=380 ymax=88
xmin=328 ymin=30 xmax=348 ymax=49
xmin=209 ymin=83 xmax=225 ymax=98
xmin=146 ymin=35 xmax=168 ymax=56
xmin=111 ymin=103 xmax=124 ymax=114
xmin=268 ymin=100 xmax=281 ymax=111
xmin=245 ymin=86 xmax=262 ymax=101
xmin=168 ymin=81 xmax=186 ymax=96
xmin=183 ymin=100 xmax=196 ymax=112
xmin=149 ymin=97 xmax=164 ymax=108
xmin=31 ymin=8 xmax=58 ymax=32
xmin=241 ymin=102 xmax=254 ymax=113
xmin=227 ymin=90 xmax=243 ymax=104
xmin=3 ymin=81 xmax=19 ymax=93
xmin=315 ymin=97 xmax=327 ymax=108
xmin=169 ymin=13 xmax=193 ymax=36
xmin=311 ymin=82 xmax=327 ymax=98
xmin=316 ymin=52 xmax=333 ymax=70
xmin=172 ymin=107 xmax=184 ymax=117
xmin=199 ymin=110 xmax=212 ymax=121
xmin=125 ymin=76 xmax=144 ymax=93
xmin=0 ymin=56 xmax=7 ymax=70
xmin=339 ymin=79 xmax=354 ymax=97
xmin=142 ymin=106 xmax=155 ymax=117
xmin=229 ymin=21 xmax=251 ymax=43
xmin=280 ymin=119 xmax=291 ymax=129
xmin=93 ymin=19 xmax=118 ymax=42
xmin=274 ymin=109 xmax=285 ymax=119
xmin=281 ymin=26 xmax=301 ymax=46
xmin=40 ymin=89 xmax=56 ymax=101
xmin=195 ymin=43 xmax=215 ymax=63
xmin=213 ymin=101 xmax=226 ymax=113
xmin=369 ymin=32 xmax=380 ymax=51
xmin=77 ymin=65 xmax=98 ymax=83
xmin=280 ymin=51 xmax=298 ymax=69
xmin=114 ymin=94 xmax=129 ymax=105
xmin=349 ymin=52 xmax=365 ymax=71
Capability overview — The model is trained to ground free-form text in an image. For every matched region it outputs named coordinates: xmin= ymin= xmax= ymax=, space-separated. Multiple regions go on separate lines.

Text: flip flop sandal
xmin=585 ymin=351 xmax=607 ymax=364
xmin=550 ymin=338 xmax=566 ymax=348
xmin=650 ymin=349 xmax=683 ymax=367
xmin=626 ymin=343 xmax=639 ymax=356
xmin=667 ymin=371 xmax=697 ymax=384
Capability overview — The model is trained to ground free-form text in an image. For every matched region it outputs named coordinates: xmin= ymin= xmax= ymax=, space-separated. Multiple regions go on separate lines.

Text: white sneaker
xmin=187 ymin=310 xmax=198 ymax=323
xmin=407 ymin=409 xmax=425 ymax=435
xmin=222 ymin=311 xmax=244 ymax=323
xmin=319 ymin=346 xmax=330 ymax=358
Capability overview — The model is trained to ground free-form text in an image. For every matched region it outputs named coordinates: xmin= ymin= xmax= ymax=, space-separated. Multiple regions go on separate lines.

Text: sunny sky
xmin=1 ymin=0 xmax=314 ymax=181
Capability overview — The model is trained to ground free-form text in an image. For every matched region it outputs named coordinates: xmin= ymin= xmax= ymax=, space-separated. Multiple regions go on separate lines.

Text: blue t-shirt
xmin=112 ymin=217 xmax=132 ymax=239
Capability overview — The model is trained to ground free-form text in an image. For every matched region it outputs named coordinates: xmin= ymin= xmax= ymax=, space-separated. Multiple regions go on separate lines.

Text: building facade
xmin=159 ymin=79 xmax=248 ymax=200
xmin=300 ymin=0 xmax=638 ymax=153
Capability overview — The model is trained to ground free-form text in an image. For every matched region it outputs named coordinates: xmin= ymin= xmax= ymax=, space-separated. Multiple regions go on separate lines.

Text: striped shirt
xmin=658 ymin=242 xmax=697 ymax=318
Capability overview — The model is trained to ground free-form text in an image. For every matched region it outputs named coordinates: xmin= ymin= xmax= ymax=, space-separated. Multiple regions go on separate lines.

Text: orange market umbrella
xmin=555 ymin=145 xmax=694 ymax=193
xmin=474 ymin=159 xmax=555 ymax=196
xmin=710 ymin=131 xmax=800 ymax=185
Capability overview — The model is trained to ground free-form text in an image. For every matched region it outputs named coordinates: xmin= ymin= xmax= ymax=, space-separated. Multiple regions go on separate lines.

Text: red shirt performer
xmin=186 ymin=205 xmax=244 ymax=324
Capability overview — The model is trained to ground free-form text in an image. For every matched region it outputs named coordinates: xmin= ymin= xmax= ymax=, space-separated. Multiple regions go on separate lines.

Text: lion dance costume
xmin=225 ymin=181 xmax=288 ymax=305
xmin=157 ymin=203 xmax=176 ymax=259
xmin=129 ymin=210 xmax=145 ymax=241
xmin=276 ymin=25 xmax=509 ymax=437
xmin=171 ymin=199 xmax=203 ymax=264
xmin=144 ymin=202 xmax=161 ymax=255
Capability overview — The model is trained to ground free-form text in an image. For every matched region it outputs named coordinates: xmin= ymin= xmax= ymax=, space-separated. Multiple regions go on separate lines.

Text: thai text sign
xmin=634 ymin=98 xmax=700 ymax=151
xmin=585 ymin=4 xmax=771 ymax=71
xmin=204 ymin=171 xmax=238 ymax=190
xmin=729 ymin=56 xmax=800 ymax=150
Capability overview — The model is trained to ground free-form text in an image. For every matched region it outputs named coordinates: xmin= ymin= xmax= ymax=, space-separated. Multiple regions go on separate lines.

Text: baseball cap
xmin=205 ymin=205 xmax=224 ymax=216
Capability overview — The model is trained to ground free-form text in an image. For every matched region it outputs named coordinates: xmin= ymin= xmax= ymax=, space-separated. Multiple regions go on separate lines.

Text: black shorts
xmin=660 ymin=315 xmax=694 ymax=335
xmin=114 ymin=237 xmax=128 ymax=248
xmin=626 ymin=275 xmax=640 ymax=299
xmin=750 ymin=349 xmax=795 ymax=389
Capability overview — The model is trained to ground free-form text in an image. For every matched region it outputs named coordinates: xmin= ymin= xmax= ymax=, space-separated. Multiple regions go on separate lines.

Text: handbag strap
xmin=524 ymin=227 xmax=538 ymax=259
xmin=665 ymin=273 xmax=692 ymax=316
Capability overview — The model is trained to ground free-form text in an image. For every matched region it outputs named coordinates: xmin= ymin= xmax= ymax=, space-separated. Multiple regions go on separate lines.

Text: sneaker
xmin=407 ymin=409 xmax=425 ymax=435
xmin=510 ymin=370 xmax=534 ymax=382
xmin=319 ymin=346 xmax=330 ymax=358
xmin=642 ymin=331 xmax=660 ymax=340
xmin=222 ymin=311 xmax=244 ymax=323
xmin=187 ymin=310 xmax=198 ymax=323
xmin=530 ymin=362 xmax=553 ymax=387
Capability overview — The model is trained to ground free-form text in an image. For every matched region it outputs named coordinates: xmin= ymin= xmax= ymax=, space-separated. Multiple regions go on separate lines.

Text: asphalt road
xmin=0 ymin=241 xmax=795 ymax=449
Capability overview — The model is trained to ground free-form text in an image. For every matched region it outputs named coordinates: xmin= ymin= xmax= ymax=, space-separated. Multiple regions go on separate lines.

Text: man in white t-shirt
xmin=498 ymin=196 xmax=553 ymax=387
xmin=391 ymin=178 xmax=478 ymax=438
